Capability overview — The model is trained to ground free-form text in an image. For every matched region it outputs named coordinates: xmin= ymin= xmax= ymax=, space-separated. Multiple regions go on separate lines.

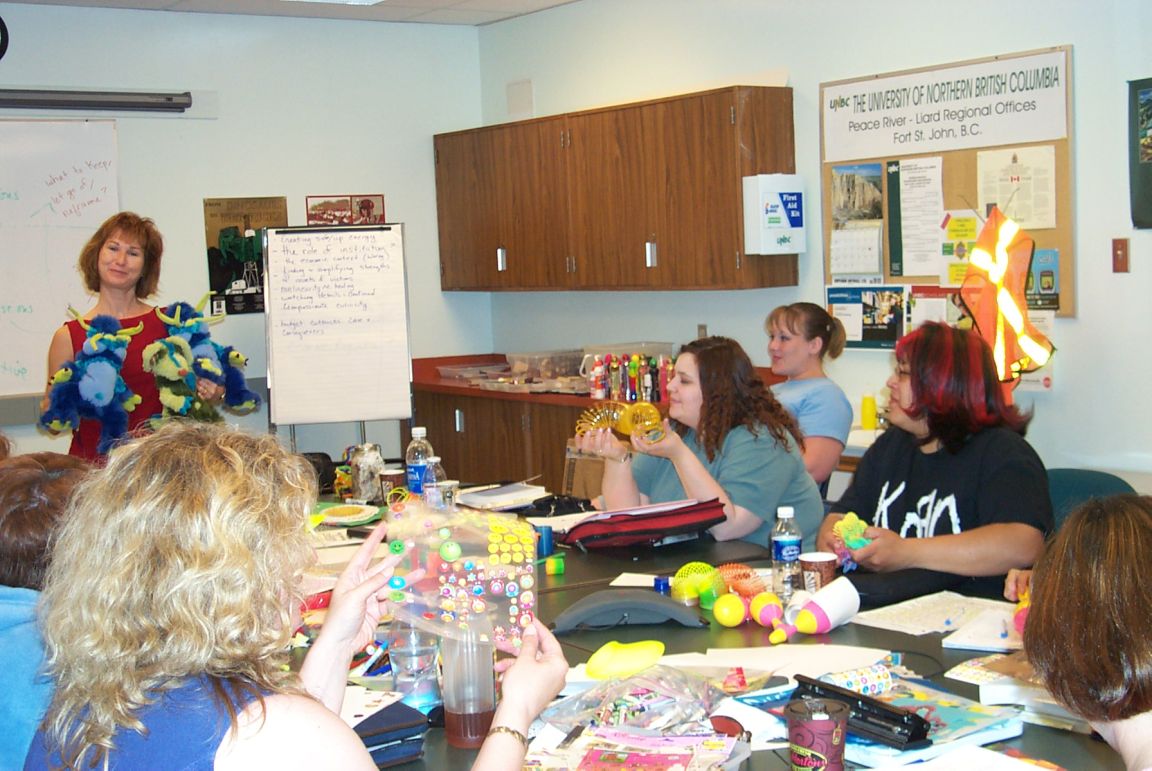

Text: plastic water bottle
xmin=405 ymin=427 xmax=434 ymax=495
xmin=423 ymin=456 xmax=448 ymax=509
xmin=388 ymin=618 xmax=441 ymax=714
xmin=772 ymin=506 xmax=802 ymax=603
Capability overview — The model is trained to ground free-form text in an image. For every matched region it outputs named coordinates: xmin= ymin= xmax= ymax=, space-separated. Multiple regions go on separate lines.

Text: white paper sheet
xmin=701 ymin=644 xmax=890 ymax=680
xmin=609 ymin=572 xmax=661 ymax=587
xmin=852 ymin=591 xmax=1012 ymax=635
xmin=942 ymin=606 xmax=1023 ymax=652
xmin=871 ymin=743 xmax=1038 ymax=770
xmin=829 ymin=224 xmax=883 ymax=275
xmin=977 ymin=145 xmax=1056 ymax=229
xmin=896 ymin=157 xmax=945 ymax=275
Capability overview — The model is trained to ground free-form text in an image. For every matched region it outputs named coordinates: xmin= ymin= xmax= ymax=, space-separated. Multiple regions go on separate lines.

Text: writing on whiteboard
xmin=0 ymin=120 xmax=120 ymax=397
xmin=36 ymin=158 xmax=115 ymax=220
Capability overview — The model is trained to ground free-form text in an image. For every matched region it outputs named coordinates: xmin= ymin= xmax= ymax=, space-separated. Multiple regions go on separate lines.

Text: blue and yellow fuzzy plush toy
xmin=39 ymin=311 xmax=145 ymax=454
xmin=155 ymin=296 xmax=260 ymax=412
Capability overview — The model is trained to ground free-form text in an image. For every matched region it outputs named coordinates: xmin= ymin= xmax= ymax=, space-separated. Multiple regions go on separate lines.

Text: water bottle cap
xmin=777 ymin=506 xmax=795 ymax=518
xmin=412 ymin=427 xmax=427 ymax=438
xmin=427 ymin=456 xmax=441 ymax=463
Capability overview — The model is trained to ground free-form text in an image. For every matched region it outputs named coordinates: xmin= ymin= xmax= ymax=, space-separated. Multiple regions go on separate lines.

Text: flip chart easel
xmin=263 ymin=224 xmax=412 ymax=436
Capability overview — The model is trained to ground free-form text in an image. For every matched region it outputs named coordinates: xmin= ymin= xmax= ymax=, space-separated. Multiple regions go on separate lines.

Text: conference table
xmin=391 ymin=537 xmax=1122 ymax=770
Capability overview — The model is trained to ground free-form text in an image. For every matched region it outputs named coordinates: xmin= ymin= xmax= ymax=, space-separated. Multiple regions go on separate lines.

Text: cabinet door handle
xmin=497 ymin=246 xmax=507 ymax=272
xmin=454 ymin=408 xmax=465 ymax=433
xmin=645 ymin=240 xmax=658 ymax=268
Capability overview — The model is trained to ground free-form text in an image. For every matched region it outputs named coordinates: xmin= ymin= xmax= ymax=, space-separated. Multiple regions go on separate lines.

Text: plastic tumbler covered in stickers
xmin=385 ymin=498 xmax=538 ymax=651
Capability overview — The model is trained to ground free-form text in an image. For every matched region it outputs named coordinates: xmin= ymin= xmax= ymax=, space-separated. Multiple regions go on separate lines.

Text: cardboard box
xmin=563 ymin=439 xmax=603 ymax=500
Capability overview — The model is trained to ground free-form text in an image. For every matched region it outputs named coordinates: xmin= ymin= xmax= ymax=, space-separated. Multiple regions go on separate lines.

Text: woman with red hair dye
xmin=816 ymin=322 xmax=1051 ymax=605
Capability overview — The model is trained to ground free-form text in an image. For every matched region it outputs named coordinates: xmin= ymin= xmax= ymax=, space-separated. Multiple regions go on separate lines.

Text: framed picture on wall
xmin=306 ymin=195 xmax=353 ymax=225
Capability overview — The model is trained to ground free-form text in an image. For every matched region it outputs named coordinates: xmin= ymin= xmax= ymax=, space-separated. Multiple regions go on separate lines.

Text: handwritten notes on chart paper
xmin=0 ymin=120 xmax=119 ymax=396
xmin=264 ymin=225 xmax=411 ymax=425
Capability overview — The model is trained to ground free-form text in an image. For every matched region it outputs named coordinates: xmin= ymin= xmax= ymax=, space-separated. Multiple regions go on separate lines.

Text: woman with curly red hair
xmin=818 ymin=321 xmax=1051 ymax=605
xmin=575 ymin=336 xmax=824 ymax=550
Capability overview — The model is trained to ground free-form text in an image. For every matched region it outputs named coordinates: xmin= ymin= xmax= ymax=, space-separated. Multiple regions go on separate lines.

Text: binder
xmin=353 ymin=699 xmax=428 ymax=769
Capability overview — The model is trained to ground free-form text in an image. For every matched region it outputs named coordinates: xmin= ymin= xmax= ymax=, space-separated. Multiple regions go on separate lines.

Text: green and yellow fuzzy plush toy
xmin=142 ymin=335 xmax=223 ymax=427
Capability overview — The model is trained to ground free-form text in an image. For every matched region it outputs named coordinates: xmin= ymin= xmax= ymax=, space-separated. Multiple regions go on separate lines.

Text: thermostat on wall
xmin=743 ymin=174 xmax=806 ymax=255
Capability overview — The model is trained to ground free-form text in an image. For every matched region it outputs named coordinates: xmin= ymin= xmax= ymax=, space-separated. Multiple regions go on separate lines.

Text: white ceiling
xmin=5 ymin=0 xmax=582 ymax=25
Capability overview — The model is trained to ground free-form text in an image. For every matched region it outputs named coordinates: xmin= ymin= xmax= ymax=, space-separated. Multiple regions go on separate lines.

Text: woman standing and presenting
xmin=766 ymin=302 xmax=853 ymax=487
xmin=42 ymin=212 xmax=220 ymax=462
xmin=575 ymin=336 xmax=824 ymax=551
xmin=818 ymin=322 xmax=1051 ymax=604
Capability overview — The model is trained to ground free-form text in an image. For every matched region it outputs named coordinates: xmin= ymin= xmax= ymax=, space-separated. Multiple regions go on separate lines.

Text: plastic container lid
xmin=777 ymin=506 xmax=795 ymax=518
xmin=412 ymin=427 xmax=426 ymax=438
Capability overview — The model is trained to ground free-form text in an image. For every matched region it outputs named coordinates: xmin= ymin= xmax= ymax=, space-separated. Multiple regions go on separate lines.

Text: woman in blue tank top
xmin=25 ymin=422 xmax=567 ymax=770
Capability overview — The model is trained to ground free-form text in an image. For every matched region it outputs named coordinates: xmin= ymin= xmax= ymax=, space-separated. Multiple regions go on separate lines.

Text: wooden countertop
xmin=411 ymin=354 xmax=594 ymax=408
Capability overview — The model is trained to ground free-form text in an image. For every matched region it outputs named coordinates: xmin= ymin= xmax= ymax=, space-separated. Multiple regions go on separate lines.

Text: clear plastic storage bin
xmin=504 ymin=349 xmax=584 ymax=379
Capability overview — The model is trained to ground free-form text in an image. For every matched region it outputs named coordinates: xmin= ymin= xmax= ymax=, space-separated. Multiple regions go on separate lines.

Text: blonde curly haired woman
xmin=25 ymin=421 xmax=567 ymax=770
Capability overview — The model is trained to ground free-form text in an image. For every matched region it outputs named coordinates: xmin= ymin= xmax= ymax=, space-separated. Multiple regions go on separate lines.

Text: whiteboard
xmin=0 ymin=120 xmax=119 ymax=396
xmin=263 ymin=224 xmax=412 ymax=425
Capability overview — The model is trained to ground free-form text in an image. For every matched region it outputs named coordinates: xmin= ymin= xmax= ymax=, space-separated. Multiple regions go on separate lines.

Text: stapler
xmin=790 ymin=674 xmax=932 ymax=750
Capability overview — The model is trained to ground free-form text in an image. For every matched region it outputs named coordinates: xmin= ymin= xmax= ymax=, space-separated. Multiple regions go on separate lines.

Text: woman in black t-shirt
xmin=817 ymin=322 xmax=1051 ymax=604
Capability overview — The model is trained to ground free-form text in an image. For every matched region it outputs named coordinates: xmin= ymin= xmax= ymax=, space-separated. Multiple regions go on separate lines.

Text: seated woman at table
xmin=0 ymin=452 xmax=90 ymax=768
xmin=816 ymin=321 xmax=1051 ymax=604
xmin=26 ymin=422 xmax=568 ymax=771
xmin=575 ymin=336 xmax=824 ymax=551
xmin=1026 ymin=495 xmax=1152 ymax=771
xmin=766 ymin=302 xmax=853 ymax=487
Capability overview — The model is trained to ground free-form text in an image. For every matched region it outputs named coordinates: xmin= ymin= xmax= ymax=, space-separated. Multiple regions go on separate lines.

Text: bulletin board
xmin=819 ymin=46 xmax=1075 ymax=317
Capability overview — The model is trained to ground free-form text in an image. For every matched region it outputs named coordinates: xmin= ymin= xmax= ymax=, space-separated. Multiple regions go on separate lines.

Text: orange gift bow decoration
xmin=959 ymin=206 xmax=1055 ymax=392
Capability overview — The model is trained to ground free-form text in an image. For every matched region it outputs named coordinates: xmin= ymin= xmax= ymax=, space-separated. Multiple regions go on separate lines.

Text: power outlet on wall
xmin=1113 ymin=238 xmax=1130 ymax=273
xmin=697 ymin=323 xmax=708 ymax=339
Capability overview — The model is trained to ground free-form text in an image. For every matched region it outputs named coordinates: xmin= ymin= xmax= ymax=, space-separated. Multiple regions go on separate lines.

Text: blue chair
xmin=1046 ymin=468 xmax=1135 ymax=530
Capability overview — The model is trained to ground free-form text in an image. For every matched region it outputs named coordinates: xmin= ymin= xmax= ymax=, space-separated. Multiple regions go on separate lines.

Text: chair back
xmin=1046 ymin=468 xmax=1135 ymax=530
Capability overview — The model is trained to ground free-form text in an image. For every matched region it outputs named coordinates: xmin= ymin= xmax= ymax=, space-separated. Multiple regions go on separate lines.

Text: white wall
xmin=0 ymin=2 xmax=491 ymax=458
xmin=475 ymin=0 xmax=1152 ymax=489
xmin=3 ymin=0 xmax=1151 ymax=489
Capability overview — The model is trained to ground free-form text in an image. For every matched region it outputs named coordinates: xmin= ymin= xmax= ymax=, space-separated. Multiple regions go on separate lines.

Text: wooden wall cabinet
xmin=435 ymin=117 xmax=571 ymax=290
xmin=434 ymin=85 xmax=798 ymax=291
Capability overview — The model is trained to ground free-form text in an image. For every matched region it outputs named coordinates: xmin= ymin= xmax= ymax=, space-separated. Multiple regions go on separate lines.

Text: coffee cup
xmin=786 ymin=697 xmax=848 ymax=771
xmin=799 ymin=552 xmax=837 ymax=593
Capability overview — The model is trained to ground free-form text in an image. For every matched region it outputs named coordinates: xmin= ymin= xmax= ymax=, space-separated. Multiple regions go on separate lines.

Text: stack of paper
xmin=458 ymin=482 xmax=548 ymax=510
xmin=945 ymin=653 xmax=1090 ymax=734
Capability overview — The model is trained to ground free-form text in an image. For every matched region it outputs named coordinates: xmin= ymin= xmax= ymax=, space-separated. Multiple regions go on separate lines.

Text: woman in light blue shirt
xmin=766 ymin=302 xmax=853 ymax=488
xmin=575 ymin=336 xmax=824 ymax=551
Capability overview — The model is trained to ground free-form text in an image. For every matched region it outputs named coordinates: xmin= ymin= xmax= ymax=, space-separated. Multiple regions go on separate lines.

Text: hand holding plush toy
xmin=832 ymin=512 xmax=872 ymax=573
xmin=155 ymin=296 xmax=260 ymax=412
